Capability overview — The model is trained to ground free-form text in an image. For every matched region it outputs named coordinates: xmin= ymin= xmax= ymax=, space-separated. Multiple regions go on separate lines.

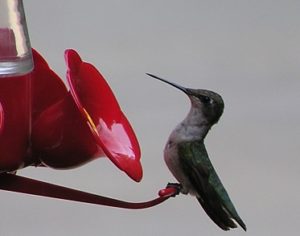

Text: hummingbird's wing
xmin=178 ymin=141 xmax=246 ymax=231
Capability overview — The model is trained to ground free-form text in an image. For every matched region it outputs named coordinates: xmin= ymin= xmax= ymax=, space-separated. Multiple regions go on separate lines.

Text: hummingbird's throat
xmin=180 ymin=107 xmax=211 ymax=140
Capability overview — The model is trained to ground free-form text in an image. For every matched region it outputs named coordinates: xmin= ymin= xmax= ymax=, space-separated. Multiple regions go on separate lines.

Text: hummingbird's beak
xmin=146 ymin=73 xmax=190 ymax=95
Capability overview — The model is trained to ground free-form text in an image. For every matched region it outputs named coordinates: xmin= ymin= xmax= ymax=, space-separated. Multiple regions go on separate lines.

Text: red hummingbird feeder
xmin=0 ymin=0 xmax=178 ymax=208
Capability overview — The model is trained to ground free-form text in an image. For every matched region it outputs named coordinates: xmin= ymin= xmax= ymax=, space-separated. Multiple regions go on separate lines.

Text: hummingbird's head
xmin=147 ymin=73 xmax=224 ymax=125
xmin=187 ymin=88 xmax=224 ymax=125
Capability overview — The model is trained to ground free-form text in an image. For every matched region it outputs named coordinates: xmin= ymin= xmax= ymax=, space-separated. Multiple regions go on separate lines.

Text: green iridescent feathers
xmin=178 ymin=141 xmax=246 ymax=231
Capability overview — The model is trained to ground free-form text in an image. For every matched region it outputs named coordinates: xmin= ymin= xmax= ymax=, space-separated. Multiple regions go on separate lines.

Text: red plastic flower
xmin=30 ymin=49 xmax=142 ymax=182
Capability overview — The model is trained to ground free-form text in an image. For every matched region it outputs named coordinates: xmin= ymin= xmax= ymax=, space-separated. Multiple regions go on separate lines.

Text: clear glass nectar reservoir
xmin=0 ymin=0 xmax=33 ymax=76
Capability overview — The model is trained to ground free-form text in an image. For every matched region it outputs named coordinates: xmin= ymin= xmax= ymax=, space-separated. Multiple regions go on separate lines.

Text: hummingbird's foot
xmin=158 ymin=182 xmax=182 ymax=198
xmin=166 ymin=182 xmax=182 ymax=197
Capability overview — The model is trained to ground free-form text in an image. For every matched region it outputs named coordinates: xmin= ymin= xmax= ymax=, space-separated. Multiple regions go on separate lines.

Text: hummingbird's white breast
xmin=163 ymin=122 xmax=203 ymax=196
xmin=163 ymin=102 xmax=210 ymax=195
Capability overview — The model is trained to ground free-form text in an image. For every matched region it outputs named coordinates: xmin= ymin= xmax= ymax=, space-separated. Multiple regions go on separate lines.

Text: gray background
xmin=1 ymin=0 xmax=300 ymax=235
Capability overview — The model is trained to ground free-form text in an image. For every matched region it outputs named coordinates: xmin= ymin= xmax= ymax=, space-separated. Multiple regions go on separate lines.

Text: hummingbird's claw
xmin=166 ymin=182 xmax=182 ymax=197
xmin=158 ymin=182 xmax=182 ymax=198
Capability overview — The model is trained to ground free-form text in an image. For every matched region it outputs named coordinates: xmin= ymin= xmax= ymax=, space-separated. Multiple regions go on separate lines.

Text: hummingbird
xmin=147 ymin=73 xmax=246 ymax=231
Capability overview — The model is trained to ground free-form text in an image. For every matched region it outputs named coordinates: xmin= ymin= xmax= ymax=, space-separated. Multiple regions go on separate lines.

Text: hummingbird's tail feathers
xmin=196 ymin=196 xmax=237 ymax=230
xmin=209 ymin=174 xmax=247 ymax=231
xmin=234 ymin=215 xmax=247 ymax=231
xmin=195 ymin=169 xmax=247 ymax=231
xmin=197 ymin=195 xmax=247 ymax=231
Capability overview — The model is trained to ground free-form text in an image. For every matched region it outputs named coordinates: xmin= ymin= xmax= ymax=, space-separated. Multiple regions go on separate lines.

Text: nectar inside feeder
xmin=0 ymin=0 xmax=33 ymax=76
xmin=0 ymin=0 xmax=32 ymax=172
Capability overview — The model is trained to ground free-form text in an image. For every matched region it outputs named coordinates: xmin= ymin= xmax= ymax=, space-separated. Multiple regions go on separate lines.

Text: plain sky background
xmin=1 ymin=0 xmax=300 ymax=235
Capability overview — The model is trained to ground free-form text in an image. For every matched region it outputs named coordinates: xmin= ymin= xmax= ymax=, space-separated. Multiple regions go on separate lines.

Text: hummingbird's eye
xmin=200 ymin=96 xmax=211 ymax=104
